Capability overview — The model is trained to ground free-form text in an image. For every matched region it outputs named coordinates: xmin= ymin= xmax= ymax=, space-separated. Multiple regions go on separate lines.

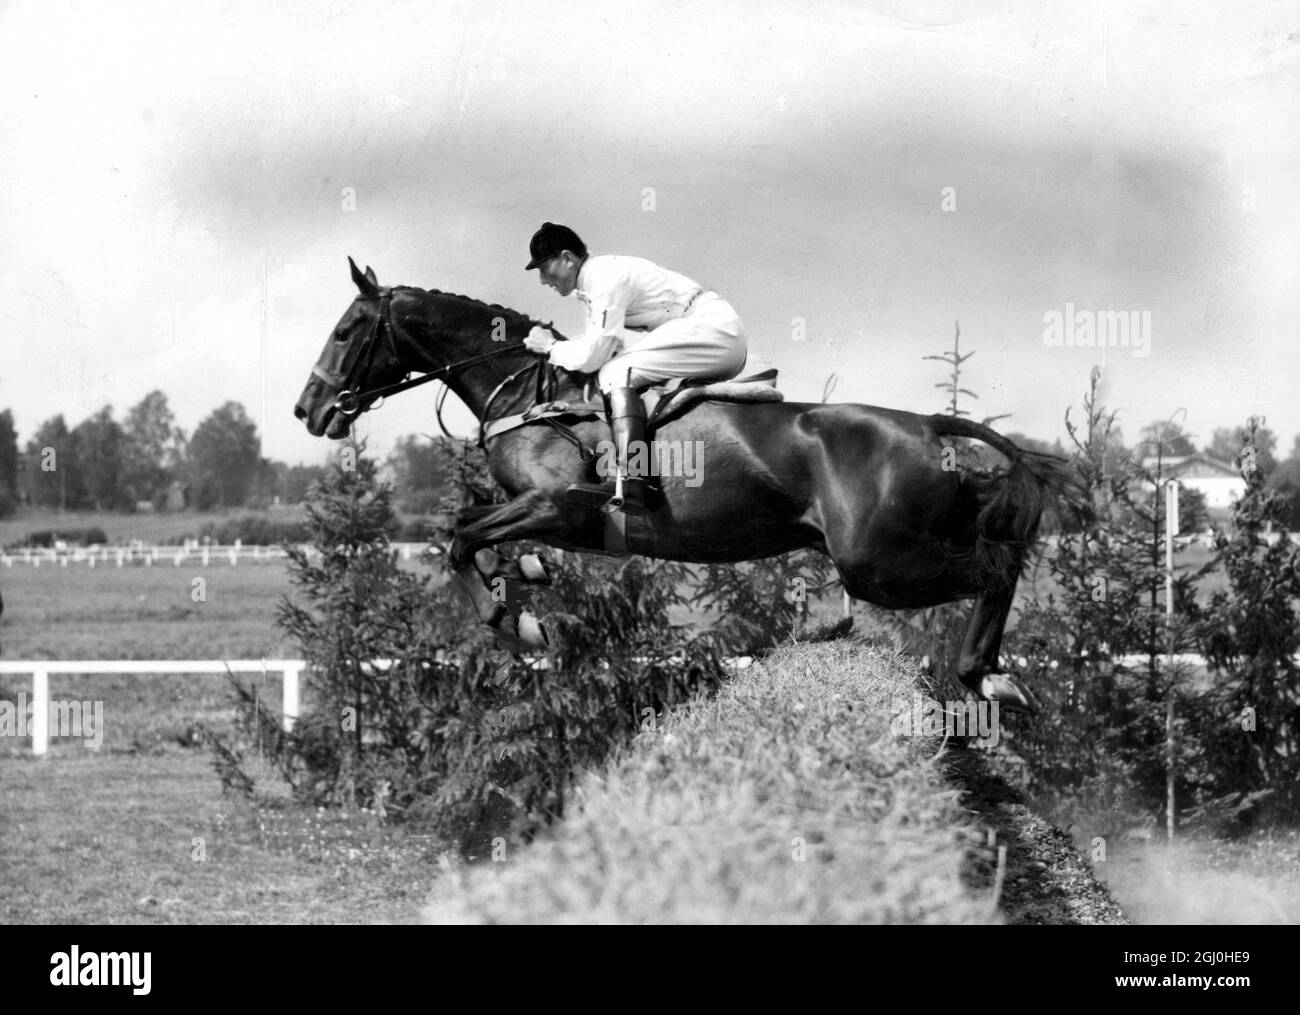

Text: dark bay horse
xmin=295 ymin=259 xmax=1071 ymax=710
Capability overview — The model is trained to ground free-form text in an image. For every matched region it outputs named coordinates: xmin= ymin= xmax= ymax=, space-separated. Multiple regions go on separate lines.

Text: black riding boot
xmin=564 ymin=387 xmax=654 ymax=515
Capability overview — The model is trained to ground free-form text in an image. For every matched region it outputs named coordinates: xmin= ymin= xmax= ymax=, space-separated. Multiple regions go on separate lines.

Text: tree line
xmin=2 ymin=391 xmax=1299 ymax=526
xmin=0 ymin=391 xmax=468 ymax=520
xmin=0 ymin=393 xmax=329 ymax=516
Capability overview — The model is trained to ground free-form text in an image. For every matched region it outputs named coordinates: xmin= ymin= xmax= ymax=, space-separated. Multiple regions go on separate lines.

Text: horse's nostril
xmin=294 ymin=404 xmax=306 ymax=421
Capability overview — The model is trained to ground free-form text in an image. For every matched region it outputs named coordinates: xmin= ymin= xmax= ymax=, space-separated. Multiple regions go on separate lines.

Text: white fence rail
xmin=0 ymin=653 xmax=758 ymax=758
xmin=0 ymin=542 xmax=436 ymax=567
xmin=0 ymin=659 xmax=303 ymax=756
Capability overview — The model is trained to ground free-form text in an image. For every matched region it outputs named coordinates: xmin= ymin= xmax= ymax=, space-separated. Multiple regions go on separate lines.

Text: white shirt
xmin=548 ymin=254 xmax=706 ymax=374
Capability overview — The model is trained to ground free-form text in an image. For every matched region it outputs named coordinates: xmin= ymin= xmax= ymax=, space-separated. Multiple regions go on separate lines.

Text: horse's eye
xmin=333 ymin=331 xmax=348 ymax=343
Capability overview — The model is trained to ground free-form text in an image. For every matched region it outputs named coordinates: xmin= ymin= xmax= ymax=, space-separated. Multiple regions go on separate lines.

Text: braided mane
xmin=397 ymin=284 xmax=560 ymax=335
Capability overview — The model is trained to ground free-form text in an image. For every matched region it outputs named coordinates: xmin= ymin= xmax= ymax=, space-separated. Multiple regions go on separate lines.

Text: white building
xmin=1140 ymin=454 xmax=1246 ymax=510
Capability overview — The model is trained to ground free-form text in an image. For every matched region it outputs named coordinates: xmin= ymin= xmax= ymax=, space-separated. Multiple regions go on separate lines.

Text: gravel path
xmin=945 ymin=743 xmax=1128 ymax=925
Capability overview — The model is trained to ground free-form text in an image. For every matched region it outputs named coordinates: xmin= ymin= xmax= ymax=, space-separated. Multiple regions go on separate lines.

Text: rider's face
xmin=537 ymin=252 xmax=580 ymax=296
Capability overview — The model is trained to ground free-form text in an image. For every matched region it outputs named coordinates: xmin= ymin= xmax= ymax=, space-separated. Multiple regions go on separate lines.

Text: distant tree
xmin=1206 ymin=424 xmax=1278 ymax=474
xmin=256 ymin=459 xmax=289 ymax=505
xmin=283 ymin=462 xmax=332 ymax=504
xmin=1138 ymin=420 xmax=1196 ymax=459
xmin=23 ymin=415 xmax=74 ymax=510
xmin=386 ymin=434 xmax=455 ymax=514
xmin=244 ymin=457 xmax=283 ymax=508
xmin=70 ymin=406 xmax=129 ymax=511
xmin=1004 ymin=431 xmax=1066 ymax=458
xmin=0 ymin=409 xmax=18 ymax=517
xmin=1268 ymin=440 xmax=1300 ymax=530
xmin=187 ymin=402 xmax=261 ymax=509
xmin=122 ymin=391 xmax=185 ymax=505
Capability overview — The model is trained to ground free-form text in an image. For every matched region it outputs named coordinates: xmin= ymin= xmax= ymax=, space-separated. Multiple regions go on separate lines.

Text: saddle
xmin=480 ymin=368 xmax=783 ymax=444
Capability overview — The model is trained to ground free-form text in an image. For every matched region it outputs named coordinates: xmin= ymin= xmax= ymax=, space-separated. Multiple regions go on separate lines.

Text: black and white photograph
xmin=1 ymin=0 xmax=1297 ymax=964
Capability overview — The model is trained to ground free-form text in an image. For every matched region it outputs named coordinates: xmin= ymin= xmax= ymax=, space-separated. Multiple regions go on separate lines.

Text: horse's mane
xmin=397 ymin=284 xmax=560 ymax=336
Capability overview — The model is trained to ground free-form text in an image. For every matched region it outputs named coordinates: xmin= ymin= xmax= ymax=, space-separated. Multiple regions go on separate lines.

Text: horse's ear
xmin=348 ymin=256 xmax=378 ymax=295
xmin=364 ymin=265 xmax=378 ymax=286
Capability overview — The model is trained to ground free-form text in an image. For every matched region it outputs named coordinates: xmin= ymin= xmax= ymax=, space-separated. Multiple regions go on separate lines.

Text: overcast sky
xmin=2 ymin=0 xmax=1297 ymax=468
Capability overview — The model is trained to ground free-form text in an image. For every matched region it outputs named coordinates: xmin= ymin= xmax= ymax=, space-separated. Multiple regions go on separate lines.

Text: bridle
xmin=317 ymin=288 xmax=546 ymax=418
xmin=312 ymin=287 xmax=402 ymax=415
xmin=318 ymin=287 xmax=559 ymax=436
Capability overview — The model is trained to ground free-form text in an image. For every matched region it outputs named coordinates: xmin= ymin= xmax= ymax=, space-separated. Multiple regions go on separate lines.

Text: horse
xmin=295 ymin=258 xmax=1072 ymax=710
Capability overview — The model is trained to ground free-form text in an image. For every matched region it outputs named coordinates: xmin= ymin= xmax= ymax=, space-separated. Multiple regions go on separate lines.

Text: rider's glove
xmin=524 ymin=326 xmax=556 ymax=355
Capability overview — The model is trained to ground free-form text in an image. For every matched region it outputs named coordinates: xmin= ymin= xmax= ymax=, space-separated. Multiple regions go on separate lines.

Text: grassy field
xmin=0 ymin=530 xmax=452 ymax=925
xmin=1 ymin=560 xmax=296 ymax=661
xmin=0 ymin=507 xmax=309 ymax=548
xmin=1 ymin=750 xmax=443 ymax=924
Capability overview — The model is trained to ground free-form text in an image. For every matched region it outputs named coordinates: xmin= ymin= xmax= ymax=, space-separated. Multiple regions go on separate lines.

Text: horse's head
xmin=295 ymin=257 xmax=410 ymax=440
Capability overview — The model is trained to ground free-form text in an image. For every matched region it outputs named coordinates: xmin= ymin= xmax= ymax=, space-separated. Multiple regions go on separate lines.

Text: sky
xmin=2 ymin=0 xmax=1298 ymax=468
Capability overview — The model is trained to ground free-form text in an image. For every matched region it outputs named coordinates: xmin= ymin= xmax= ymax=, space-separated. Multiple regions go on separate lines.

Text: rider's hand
xmin=524 ymin=326 xmax=556 ymax=355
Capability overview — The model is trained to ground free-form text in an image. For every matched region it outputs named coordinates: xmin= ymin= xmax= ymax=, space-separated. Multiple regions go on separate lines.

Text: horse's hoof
xmin=978 ymin=673 xmax=1041 ymax=714
xmin=473 ymin=548 xmax=507 ymax=581
xmin=486 ymin=610 xmax=548 ymax=653
xmin=518 ymin=553 xmax=550 ymax=584
xmin=515 ymin=610 xmax=549 ymax=648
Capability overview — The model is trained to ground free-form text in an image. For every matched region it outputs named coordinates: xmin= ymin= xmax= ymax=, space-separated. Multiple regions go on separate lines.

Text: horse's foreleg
xmin=448 ymin=490 xmax=570 ymax=567
xmin=449 ymin=491 xmax=572 ymax=650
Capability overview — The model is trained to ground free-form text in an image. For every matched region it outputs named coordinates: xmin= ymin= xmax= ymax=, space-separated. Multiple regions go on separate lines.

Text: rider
xmin=522 ymin=222 xmax=748 ymax=514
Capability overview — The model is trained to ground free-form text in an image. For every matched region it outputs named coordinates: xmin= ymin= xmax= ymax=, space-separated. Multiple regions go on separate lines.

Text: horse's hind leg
xmin=955 ymin=579 xmax=1040 ymax=712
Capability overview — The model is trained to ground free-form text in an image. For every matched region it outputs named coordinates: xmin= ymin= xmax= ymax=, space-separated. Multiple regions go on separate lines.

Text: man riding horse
xmin=296 ymin=252 xmax=1071 ymax=710
xmin=520 ymin=223 xmax=749 ymax=515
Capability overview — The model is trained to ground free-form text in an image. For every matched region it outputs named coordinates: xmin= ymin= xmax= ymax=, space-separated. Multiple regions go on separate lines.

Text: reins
xmin=334 ymin=341 xmax=532 ymax=416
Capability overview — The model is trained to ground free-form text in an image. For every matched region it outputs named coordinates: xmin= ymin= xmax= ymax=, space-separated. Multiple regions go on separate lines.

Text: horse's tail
xmin=927 ymin=415 xmax=1074 ymax=587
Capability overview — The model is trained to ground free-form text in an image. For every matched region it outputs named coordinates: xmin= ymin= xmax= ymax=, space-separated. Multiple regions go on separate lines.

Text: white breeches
xmin=596 ymin=292 xmax=748 ymax=393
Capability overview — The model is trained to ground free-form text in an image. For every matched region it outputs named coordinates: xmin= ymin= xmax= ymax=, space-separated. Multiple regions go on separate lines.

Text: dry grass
xmin=423 ymin=640 xmax=992 ymax=924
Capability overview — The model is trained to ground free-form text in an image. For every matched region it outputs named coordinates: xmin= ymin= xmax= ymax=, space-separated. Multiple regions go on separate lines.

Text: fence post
xmin=32 ymin=669 xmax=49 ymax=757
xmin=282 ymin=664 xmax=300 ymax=731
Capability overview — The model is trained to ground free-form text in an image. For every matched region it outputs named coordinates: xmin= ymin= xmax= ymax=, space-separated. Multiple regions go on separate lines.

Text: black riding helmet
xmin=525 ymin=222 xmax=587 ymax=269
